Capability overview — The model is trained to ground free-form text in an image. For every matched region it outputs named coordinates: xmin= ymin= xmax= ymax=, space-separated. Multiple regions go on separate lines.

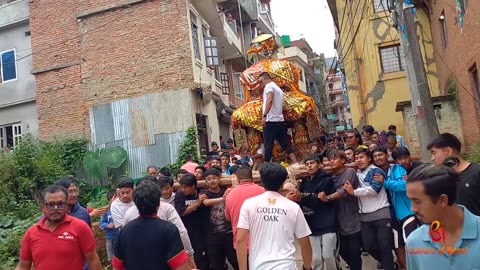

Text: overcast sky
xmin=270 ymin=0 xmax=336 ymax=58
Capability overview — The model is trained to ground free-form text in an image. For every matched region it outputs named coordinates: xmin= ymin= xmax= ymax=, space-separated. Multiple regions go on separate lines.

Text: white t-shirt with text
xmin=237 ymin=191 xmax=311 ymax=270
xmin=262 ymin=82 xmax=284 ymax=122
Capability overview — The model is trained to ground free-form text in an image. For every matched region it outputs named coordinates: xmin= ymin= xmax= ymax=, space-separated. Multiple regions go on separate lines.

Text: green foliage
xmin=0 ymin=217 xmax=36 ymax=268
xmin=167 ymin=127 xmax=201 ymax=175
xmin=445 ymin=75 xmax=459 ymax=111
xmin=83 ymin=146 xmax=128 ymax=183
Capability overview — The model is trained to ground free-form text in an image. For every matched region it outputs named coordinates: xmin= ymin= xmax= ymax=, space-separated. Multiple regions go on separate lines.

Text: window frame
xmin=469 ymin=64 xmax=480 ymax=112
xmin=440 ymin=10 xmax=448 ymax=48
xmin=373 ymin=0 xmax=389 ymax=13
xmin=190 ymin=11 xmax=201 ymax=61
xmin=379 ymin=44 xmax=405 ymax=74
xmin=232 ymin=72 xmax=244 ymax=100
xmin=1 ymin=49 xmax=18 ymax=83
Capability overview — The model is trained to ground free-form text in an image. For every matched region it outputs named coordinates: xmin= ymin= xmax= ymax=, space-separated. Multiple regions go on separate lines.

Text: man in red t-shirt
xmin=16 ymin=185 xmax=102 ymax=270
xmin=225 ymin=166 xmax=265 ymax=249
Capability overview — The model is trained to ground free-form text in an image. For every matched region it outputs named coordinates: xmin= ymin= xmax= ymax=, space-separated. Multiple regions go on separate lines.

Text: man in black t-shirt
xmin=113 ymin=180 xmax=189 ymax=270
xmin=174 ymin=174 xmax=210 ymax=270
xmin=202 ymin=168 xmax=239 ymax=270
xmin=427 ymin=133 xmax=480 ymax=216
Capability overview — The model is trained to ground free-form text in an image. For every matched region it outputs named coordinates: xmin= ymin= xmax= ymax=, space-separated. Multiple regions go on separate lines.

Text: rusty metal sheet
xmin=129 ymin=95 xmax=155 ymax=147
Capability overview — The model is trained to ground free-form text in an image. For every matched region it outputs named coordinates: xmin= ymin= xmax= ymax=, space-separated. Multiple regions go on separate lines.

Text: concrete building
xmin=327 ymin=0 xmax=440 ymax=139
xmin=0 ymin=0 xmax=37 ymax=149
xmin=29 ymin=0 xmax=275 ymax=177
xmin=325 ymin=57 xmax=352 ymax=136
xmin=426 ymin=0 xmax=479 ymax=153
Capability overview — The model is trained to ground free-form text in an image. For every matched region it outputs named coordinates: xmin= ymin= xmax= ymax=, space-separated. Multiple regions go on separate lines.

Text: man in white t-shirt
xmin=258 ymin=72 xmax=298 ymax=164
xmin=111 ymin=178 xmax=135 ymax=228
xmin=236 ymin=162 xmax=312 ymax=270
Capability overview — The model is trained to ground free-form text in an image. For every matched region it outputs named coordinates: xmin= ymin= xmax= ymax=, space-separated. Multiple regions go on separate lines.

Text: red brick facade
xmin=30 ymin=0 xmax=194 ymax=139
xmin=428 ymin=0 xmax=480 ymax=152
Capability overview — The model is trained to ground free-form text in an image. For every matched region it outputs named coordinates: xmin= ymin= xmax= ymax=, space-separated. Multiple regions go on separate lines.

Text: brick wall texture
xmin=428 ymin=1 xmax=480 ymax=153
xmin=29 ymin=0 xmax=194 ymax=140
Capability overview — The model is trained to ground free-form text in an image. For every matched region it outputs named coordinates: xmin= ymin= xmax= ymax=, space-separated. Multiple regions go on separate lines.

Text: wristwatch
xmin=262 ymin=114 xmax=267 ymax=118
xmin=327 ymin=195 xmax=332 ymax=201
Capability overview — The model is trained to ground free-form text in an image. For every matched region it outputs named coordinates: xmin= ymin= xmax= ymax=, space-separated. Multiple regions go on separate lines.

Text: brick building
xmin=426 ymin=0 xmax=479 ymax=152
xmin=29 ymin=0 xmax=275 ymax=177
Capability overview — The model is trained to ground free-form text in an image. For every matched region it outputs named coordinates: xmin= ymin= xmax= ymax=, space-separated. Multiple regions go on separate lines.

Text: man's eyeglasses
xmin=44 ymin=201 xmax=67 ymax=210
xmin=346 ymin=136 xmax=355 ymax=140
xmin=67 ymin=188 xmax=80 ymax=195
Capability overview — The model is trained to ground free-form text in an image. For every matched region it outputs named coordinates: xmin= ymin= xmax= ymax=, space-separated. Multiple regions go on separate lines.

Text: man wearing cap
xmin=209 ymin=141 xmax=220 ymax=156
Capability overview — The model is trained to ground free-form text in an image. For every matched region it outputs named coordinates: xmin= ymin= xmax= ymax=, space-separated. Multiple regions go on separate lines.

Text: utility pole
xmin=394 ymin=0 xmax=439 ymax=161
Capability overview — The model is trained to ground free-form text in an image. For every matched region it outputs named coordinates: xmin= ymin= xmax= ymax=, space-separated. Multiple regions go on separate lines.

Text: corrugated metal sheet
xmin=151 ymin=89 xmax=195 ymax=134
xmin=145 ymin=134 xmax=171 ymax=168
xmin=168 ymin=131 xmax=187 ymax=164
xmin=111 ymin=99 xmax=131 ymax=140
xmin=129 ymin=95 xmax=155 ymax=147
xmin=122 ymin=138 xmax=147 ymax=179
xmin=91 ymin=104 xmax=115 ymax=145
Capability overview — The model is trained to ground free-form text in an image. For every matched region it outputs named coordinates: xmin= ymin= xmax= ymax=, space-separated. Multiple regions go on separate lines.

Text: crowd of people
xmin=13 ymin=70 xmax=480 ymax=270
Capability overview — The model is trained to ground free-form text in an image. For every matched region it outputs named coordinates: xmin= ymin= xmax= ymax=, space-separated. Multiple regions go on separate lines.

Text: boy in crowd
xmin=99 ymin=190 xmax=120 ymax=264
xmin=202 ymin=169 xmax=239 ymax=270
xmin=194 ymin=166 xmax=206 ymax=182
xmin=159 ymin=166 xmax=172 ymax=178
xmin=371 ymin=146 xmax=417 ymax=269
xmin=208 ymin=141 xmax=220 ymax=156
xmin=343 ymin=148 xmax=395 ymax=270
xmin=158 ymin=176 xmax=175 ymax=206
xmin=392 ymin=147 xmax=423 ymax=175
xmin=236 ymin=163 xmax=312 ymax=270
xmin=211 ymin=156 xmax=222 ymax=167
xmin=220 ymin=153 xmax=232 ymax=175
xmin=111 ymin=177 xmax=135 ymax=228
xmin=239 ymin=148 xmax=253 ymax=167
xmin=287 ymin=156 xmax=337 ymax=270
xmin=176 ymin=169 xmax=189 ymax=184
xmin=406 ymin=160 xmax=480 ymax=269
xmin=427 ymin=133 xmax=480 ymax=216
xmin=318 ymin=150 xmax=362 ymax=270
xmin=174 ymin=174 xmax=210 ymax=269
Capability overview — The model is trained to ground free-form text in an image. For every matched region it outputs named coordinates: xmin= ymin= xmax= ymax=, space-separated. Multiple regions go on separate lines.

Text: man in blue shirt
xmin=405 ymin=160 xmax=480 ymax=270
xmin=56 ymin=176 xmax=92 ymax=227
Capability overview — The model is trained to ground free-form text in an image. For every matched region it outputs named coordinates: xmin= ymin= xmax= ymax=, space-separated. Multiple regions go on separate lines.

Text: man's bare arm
xmin=15 ymin=260 xmax=32 ymax=270
xmin=236 ymin=228 xmax=250 ymax=270
xmin=85 ymin=250 xmax=102 ymax=270
xmin=298 ymin=236 xmax=313 ymax=270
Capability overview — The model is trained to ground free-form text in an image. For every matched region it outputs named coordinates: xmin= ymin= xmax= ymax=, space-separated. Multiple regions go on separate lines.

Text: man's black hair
xmin=386 ymin=131 xmax=396 ymax=138
xmin=426 ymin=133 xmax=461 ymax=153
xmin=259 ymin=72 xmax=272 ymax=79
xmin=211 ymin=165 xmax=222 ymax=174
xmin=43 ymin=184 xmax=68 ymax=203
xmin=146 ymin=165 xmax=158 ymax=172
xmin=137 ymin=176 xmax=158 ymax=186
xmin=344 ymin=146 xmax=354 ymax=152
xmin=317 ymin=135 xmax=327 ymax=146
xmin=221 ymin=152 xmax=230 ymax=158
xmin=177 ymin=169 xmax=189 ymax=177
xmin=212 ymin=155 xmax=221 ymax=162
xmin=107 ymin=189 xmax=117 ymax=201
xmin=408 ymin=157 xmax=460 ymax=205
xmin=158 ymin=175 xmax=174 ymax=186
xmin=118 ymin=177 xmax=134 ymax=189
xmin=362 ymin=125 xmax=375 ymax=134
xmin=235 ymin=166 xmax=253 ymax=180
xmin=159 ymin=166 xmax=172 ymax=177
xmin=388 ymin=125 xmax=396 ymax=131
xmin=195 ymin=166 xmax=206 ymax=173
xmin=327 ymin=138 xmax=334 ymax=143
xmin=133 ymin=180 xmax=160 ymax=216
xmin=305 ymin=156 xmax=321 ymax=164
xmin=204 ymin=168 xmax=221 ymax=177
xmin=230 ymin=165 xmax=240 ymax=175
xmin=158 ymin=180 xmax=172 ymax=190
xmin=185 ymin=154 xmax=193 ymax=161
xmin=227 ymin=138 xmax=234 ymax=143
xmin=55 ymin=176 xmax=79 ymax=189
xmin=235 ymin=160 xmax=243 ymax=166
xmin=370 ymin=146 xmax=388 ymax=158
xmin=392 ymin=146 xmax=411 ymax=160
xmin=259 ymin=162 xmax=288 ymax=192
xmin=354 ymin=147 xmax=370 ymax=157
xmin=179 ymin=173 xmax=197 ymax=187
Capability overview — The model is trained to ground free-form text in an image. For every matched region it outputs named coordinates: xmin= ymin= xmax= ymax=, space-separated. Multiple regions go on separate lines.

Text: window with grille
xmin=221 ymin=73 xmax=230 ymax=95
xmin=1 ymin=49 xmax=17 ymax=83
xmin=233 ymin=72 xmax=244 ymax=100
xmin=379 ymin=45 xmax=405 ymax=73
xmin=0 ymin=123 xmax=22 ymax=149
xmin=373 ymin=0 xmax=389 ymax=13
xmin=440 ymin=10 xmax=448 ymax=48
xmin=204 ymin=37 xmax=219 ymax=67
xmin=190 ymin=12 xmax=201 ymax=60
xmin=469 ymin=64 xmax=480 ymax=112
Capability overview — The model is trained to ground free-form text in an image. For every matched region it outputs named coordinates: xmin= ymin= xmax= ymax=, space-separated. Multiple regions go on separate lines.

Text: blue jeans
xmin=106 ymin=238 xmax=117 ymax=261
